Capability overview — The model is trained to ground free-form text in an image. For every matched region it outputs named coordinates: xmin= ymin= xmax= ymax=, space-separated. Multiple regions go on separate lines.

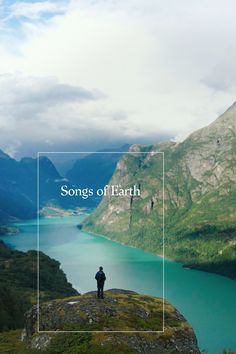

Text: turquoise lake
xmin=1 ymin=215 xmax=236 ymax=354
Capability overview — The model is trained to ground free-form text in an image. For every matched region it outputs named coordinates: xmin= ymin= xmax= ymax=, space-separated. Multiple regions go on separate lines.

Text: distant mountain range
xmin=83 ymin=102 xmax=236 ymax=279
xmin=0 ymin=146 xmax=129 ymax=222
xmin=0 ymin=152 xmax=66 ymax=222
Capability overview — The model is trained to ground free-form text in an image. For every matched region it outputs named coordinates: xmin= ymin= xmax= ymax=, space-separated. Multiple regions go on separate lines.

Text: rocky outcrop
xmin=22 ymin=289 xmax=200 ymax=353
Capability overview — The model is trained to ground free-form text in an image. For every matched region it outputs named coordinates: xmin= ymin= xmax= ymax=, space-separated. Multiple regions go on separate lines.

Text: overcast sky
xmin=0 ymin=0 xmax=236 ymax=158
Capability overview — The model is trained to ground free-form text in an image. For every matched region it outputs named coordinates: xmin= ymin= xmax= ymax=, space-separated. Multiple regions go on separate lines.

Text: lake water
xmin=1 ymin=216 xmax=236 ymax=354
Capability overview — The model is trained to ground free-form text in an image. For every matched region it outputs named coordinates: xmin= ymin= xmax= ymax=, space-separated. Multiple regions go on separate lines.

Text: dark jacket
xmin=95 ymin=270 xmax=106 ymax=284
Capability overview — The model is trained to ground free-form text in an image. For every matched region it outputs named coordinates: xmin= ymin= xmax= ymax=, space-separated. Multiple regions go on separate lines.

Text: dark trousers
xmin=97 ymin=282 xmax=104 ymax=298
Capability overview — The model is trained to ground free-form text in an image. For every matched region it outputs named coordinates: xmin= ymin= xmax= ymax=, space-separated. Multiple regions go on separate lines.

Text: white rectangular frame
xmin=37 ymin=151 xmax=165 ymax=333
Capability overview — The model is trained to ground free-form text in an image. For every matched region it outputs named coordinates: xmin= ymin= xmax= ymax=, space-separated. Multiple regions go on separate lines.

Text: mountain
xmin=66 ymin=145 xmax=130 ymax=206
xmin=18 ymin=289 xmax=200 ymax=353
xmin=0 ymin=145 xmax=129 ymax=223
xmin=51 ymin=157 xmax=79 ymax=176
xmin=0 ymin=151 xmax=36 ymax=222
xmin=0 ymin=152 xmax=78 ymax=223
xmin=83 ymin=102 xmax=236 ymax=279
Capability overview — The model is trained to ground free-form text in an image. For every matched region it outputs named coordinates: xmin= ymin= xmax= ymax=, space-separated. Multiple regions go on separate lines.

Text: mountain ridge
xmin=83 ymin=103 xmax=236 ymax=279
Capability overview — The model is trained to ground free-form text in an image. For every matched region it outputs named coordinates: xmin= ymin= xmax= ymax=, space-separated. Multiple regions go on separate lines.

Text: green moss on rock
xmin=21 ymin=289 xmax=200 ymax=353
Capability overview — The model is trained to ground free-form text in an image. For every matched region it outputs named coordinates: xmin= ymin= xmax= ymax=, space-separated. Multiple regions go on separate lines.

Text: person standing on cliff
xmin=95 ymin=266 xmax=106 ymax=299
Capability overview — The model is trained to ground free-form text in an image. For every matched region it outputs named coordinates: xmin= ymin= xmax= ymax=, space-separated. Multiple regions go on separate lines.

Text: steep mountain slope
xmin=84 ymin=102 xmax=236 ymax=279
xmin=66 ymin=145 xmax=129 ymax=206
xmin=0 ymin=152 xmax=77 ymax=223
xmin=0 ymin=240 xmax=78 ymax=331
xmin=0 ymin=151 xmax=36 ymax=222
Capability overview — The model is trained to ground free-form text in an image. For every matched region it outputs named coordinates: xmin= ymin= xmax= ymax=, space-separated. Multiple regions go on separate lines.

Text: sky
xmin=0 ymin=0 xmax=236 ymax=158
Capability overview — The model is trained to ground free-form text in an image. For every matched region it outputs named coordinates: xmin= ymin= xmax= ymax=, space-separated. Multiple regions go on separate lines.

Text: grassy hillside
xmin=0 ymin=241 xmax=78 ymax=331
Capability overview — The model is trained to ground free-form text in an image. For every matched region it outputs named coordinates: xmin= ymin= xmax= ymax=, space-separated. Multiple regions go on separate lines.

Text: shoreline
xmin=82 ymin=226 xmax=176 ymax=263
xmin=3 ymin=214 xmax=235 ymax=282
xmin=82 ymin=226 xmax=236 ymax=282
xmin=0 ymin=225 xmax=19 ymax=236
xmin=2 ymin=214 xmax=234 ymax=352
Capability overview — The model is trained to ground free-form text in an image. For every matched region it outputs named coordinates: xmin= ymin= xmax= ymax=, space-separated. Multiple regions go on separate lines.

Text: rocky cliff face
xmin=22 ymin=289 xmax=200 ymax=354
xmin=84 ymin=103 xmax=236 ymax=279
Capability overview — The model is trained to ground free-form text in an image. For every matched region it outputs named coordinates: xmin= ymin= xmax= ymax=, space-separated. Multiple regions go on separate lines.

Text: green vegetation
xmin=40 ymin=206 xmax=86 ymax=217
xmin=83 ymin=108 xmax=236 ymax=279
xmin=0 ymin=241 xmax=78 ymax=332
xmin=0 ymin=287 xmax=29 ymax=332
xmin=0 ymin=331 xmax=102 ymax=354
xmin=13 ymin=289 xmax=199 ymax=354
xmin=0 ymin=330 xmax=37 ymax=354
xmin=0 ymin=226 xmax=18 ymax=235
xmin=38 ymin=291 xmax=168 ymax=331
xmin=0 ymin=330 xmax=141 ymax=354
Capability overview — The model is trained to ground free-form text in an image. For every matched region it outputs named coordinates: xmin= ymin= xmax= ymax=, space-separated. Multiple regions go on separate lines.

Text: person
xmin=95 ymin=266 xmax=106 ymax=299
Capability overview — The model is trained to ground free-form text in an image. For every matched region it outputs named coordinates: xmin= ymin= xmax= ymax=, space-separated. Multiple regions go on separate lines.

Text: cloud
xmin=3 ymin=140 xmax=22 ymax=157
xmin=1 ymin=72 xmax=164 ymax=156
xmin=0 ymin=0 xmax=236 ymax=154
xmin=0 ymin=1 xmax=68 ymax=43
xmin=0 ymin=72 xmax=103 ymax=145
xmin=8 ymin=1 xmax=67 ymax=20
xmin=111 ymin=111 xmax=128 ymax=121
xmin=202 ymin=57 xmax=236 ymax=93
xmin=0 ymin=73 xmax=103 ymax=129
xmin=0 ymin=72 xmax=101 ymax=106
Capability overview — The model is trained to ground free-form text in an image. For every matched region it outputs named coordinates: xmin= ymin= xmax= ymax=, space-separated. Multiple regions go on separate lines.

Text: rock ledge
xmin=23 ymin=289 xmax=200 ymax=353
